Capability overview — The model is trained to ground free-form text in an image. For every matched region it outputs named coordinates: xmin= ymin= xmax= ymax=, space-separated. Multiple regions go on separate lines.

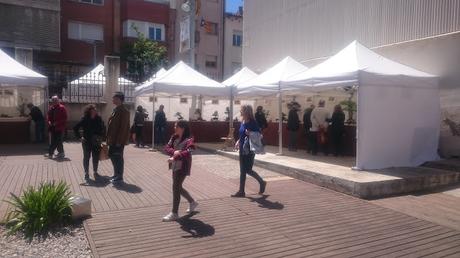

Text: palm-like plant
xmin=3 ymin=181 xmax=72 ymax=238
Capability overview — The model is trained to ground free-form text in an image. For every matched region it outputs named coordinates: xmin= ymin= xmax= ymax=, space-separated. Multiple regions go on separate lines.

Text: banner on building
xmin=180 ymin=16 xmax=191 ymax=53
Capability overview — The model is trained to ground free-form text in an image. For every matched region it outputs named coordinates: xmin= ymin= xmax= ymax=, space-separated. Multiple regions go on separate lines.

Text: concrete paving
xmin=198 ymin=143 xmax=460 ymax=199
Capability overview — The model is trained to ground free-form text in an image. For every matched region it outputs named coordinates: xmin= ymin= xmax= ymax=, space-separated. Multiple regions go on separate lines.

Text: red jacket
xmin=164 ymin=135 xmax=195 ymax=175
xmin=47 ymin=103 xmax=68 ymax=133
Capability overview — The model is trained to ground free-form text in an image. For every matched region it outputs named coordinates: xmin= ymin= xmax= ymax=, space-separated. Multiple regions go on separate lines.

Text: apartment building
xmin=223 ymin=9 xmax=243 ymax=80
xmin=172 ymin=0 xmax=224 ymax=81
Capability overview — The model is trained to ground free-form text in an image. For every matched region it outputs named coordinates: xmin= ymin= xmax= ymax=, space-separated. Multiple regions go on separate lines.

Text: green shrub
xmin=3 ymin=181 xmax=72 ymax=237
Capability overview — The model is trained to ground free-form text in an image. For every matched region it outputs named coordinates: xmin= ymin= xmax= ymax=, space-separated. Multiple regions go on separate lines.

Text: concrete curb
xmin=198 ymin=146 xmax=460 ymax=199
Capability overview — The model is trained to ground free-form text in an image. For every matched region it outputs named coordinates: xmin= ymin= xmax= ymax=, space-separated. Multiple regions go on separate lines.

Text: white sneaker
xmin=186 ymin=201 xmax=199 ymax=213
xmin=56 ymin=153 xmax=65 ymax=159
xmin=162 ymin=212 xmax=179 ymax=222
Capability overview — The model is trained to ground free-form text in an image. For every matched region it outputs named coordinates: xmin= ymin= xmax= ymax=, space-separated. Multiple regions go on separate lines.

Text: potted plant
xmin=174 ymin=112 xmax=184 ymax=120
xmin=211 ymin=111 xmax=219 ymax=121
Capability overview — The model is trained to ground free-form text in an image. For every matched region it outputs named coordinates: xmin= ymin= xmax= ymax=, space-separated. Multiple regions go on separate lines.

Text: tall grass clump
xmin=3 ymin=181 xmax=72 ymax=237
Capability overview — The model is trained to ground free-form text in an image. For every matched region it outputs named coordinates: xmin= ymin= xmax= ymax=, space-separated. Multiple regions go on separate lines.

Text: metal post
xmin=190 ymin=0 xmax=195 ymax=68
xmin=150 ymin=90 xmax=156 ymax=151
xmin=277 ymin=82 xmax=283 ymax=155
xmin=229 ymin=86 xmax=234 ymax=134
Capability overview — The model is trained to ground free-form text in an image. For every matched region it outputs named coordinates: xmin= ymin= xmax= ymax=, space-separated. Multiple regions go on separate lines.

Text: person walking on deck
xmin=163 ymin=120 xmax=198 ymax=222
xmin=231 ymin=105 xmax=267 ymax=198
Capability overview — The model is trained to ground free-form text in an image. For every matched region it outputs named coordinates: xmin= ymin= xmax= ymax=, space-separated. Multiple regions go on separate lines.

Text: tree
xmin=121 ymin=25 xmax=167 ymax=82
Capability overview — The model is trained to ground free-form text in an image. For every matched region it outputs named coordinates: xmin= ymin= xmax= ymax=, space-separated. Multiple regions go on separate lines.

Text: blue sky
xmin=226 ymin=0 xmax=243 ymax=13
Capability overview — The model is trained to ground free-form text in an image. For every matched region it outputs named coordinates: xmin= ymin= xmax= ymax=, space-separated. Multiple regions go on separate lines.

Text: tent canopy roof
xmin=70 ymin=64 xmax=135 ymax=85
xmin=237 ymin=56 xmax=308 ymax=96
xmin=222 ymin=67 xmax=257 ymax=87
xmin=283 ymin=41 xmax=437 ymax=89
xmin=0 ymin=49 xmax=47 ymax=87
xmin=138 ymin=61 xmax=228 ymax=97
xmin=134 ymin=68 xmax=167 ymax=96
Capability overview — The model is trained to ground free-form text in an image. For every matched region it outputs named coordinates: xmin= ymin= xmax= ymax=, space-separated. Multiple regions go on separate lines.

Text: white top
xmin=283 ymin=40 xmax=437 ymax=90
xmin=237 ymin=56 xmax=308 ymax=97
xmin=222 ymin=67 xmax=257 ymax=87
xmin=69 ymin=64 xmax=135 ymax=86
xmin=136 ymin=61 xmax=229 ymax=97
xmin=134 ymin=68 xmax=168 ymax=96
xmin=0 ymin=49 xmax=47 ymax=87
xmin=310 ymin=107 xmax=330 ymax=132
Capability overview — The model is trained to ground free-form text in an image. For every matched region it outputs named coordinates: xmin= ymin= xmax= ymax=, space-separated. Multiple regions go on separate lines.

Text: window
xmin=211 ymin=99 xmax=219 ymax=105
xmin=78 ymin=0 xmax=104 ymax=5
xmin=234 ymin=100 xmax=241 ymax=105
xmin=148 ymin=27 xmax=162 ymax=41
xmin=68 ymin=21 xmax=103 ymax=41
xmin=205 ymin=22 xmax=218 ymax=35
xmin=180 ymin=98 xmax=188 ymax=104
xmin=123 ymin=20 xmax=165 ymax=41
xmin=232 ymin=31 xmax=242 ymax=46
xmin=205 ymin=55 xmax=217 ymax=68
xmin=149 ymin=96 xmax=158 ymax=102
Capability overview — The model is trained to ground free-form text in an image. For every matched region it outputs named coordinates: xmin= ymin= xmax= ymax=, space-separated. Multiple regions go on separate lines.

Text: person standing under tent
xmin=231 ymin=105 xmax=267 ymax=198
xmin=73 ymin=104 xmax=105 ymax=183
xmin=310 ymin=100 xmax=330 ymax=156
xmin=106 ymin=92 xmax=130 ymax=185
xmin=329 ymin=105 xmax=346 ymax=157
xmin=303 ymin=105 xmax=315 ymax=153
xmin=162 ymin=120 xmax=198 ymax=222
xmin=45 ymin=96 xmax=67 ymax=159
xmin=134 ymin=105 xmax=148 ymax=148
xmin=27 ymin=103 xmax=45 ymax=143
xmin=255 ymin=106 xmax=268 ymax=145
xmin=287 ymin=103 xmax=301 ymax=152
xmin=154 ymin=104 xmax=167 ymax=146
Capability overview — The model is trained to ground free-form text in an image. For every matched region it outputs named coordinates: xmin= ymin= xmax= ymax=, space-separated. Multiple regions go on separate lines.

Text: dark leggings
xmin=83 ymin=142 xmax=100 ymax=174
xmin=135 ymin=125 xmax=143 ymax=146
xmin=172 ymin=170 xmax=194 ymax=213
xmin=239 ymin=152 xmax=264 ymax=193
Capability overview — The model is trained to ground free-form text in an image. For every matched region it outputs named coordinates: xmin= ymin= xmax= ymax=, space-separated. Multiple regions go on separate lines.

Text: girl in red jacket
xmin=163 ymin=120 xmax=198 ymax=222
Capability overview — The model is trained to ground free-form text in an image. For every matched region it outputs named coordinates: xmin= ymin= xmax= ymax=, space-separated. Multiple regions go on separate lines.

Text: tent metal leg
xmin=277 ymin=82 xmax=283 ymax=155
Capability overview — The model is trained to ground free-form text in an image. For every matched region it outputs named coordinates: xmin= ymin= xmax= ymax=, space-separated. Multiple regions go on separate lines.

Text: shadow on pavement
xmin=247 ymin=195 xmax=284 ymax=210
xmin=178 ymin=212 xmax=215 ymax=238
xmin=81 ymin=175 xmax=111 ymax=188
xmin=112 ymin=181 xmax=143 ymax=193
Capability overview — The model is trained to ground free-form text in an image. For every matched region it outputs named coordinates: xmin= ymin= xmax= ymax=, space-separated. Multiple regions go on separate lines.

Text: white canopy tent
xmin=65 ymin=64 xmax=136 ymax=103
xmin=222 ymin=67 xmax=258 ymax=136
xmin=133 ymin=68 xmax=167 ymax=96
xmin=237 ymin=56 xmax=309 ymax=154
xmin=222 ymin=67 xmax=258 ymax=87
xmin=0 ymin=49 xmax=48 ymax=117
xmin=283 ymin=41 xmax=440 ymax=170
xmin=133 ymin=61 xmax=229 ymax=149
xmin=0 ymin=49 xmax=47 ymax=87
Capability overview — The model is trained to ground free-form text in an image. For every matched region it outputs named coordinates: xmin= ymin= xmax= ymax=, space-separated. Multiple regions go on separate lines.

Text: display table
xmin=0 ymin=117 xmax=31 ymax=144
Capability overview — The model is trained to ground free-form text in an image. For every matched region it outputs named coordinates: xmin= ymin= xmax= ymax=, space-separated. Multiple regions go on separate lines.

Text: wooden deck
xmin=1 ymin=143 xmax=460 ymax=257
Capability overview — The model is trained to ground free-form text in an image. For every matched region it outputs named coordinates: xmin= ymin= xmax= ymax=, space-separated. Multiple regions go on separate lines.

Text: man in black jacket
xmin=27 ymin=103 xmax=45 ymax=143
xmin=287 ymin=103 xmax=301 ymax=151
xmin=303 ymin=105 xmax=315 ymax=153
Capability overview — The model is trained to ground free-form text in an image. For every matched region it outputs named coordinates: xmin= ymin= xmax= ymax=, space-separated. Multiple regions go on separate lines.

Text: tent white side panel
xmin=356 ymin=74 xmax=440 ymax=170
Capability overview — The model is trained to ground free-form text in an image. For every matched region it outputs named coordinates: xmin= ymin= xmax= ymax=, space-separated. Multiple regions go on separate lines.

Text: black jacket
xmin=73 ymin=116 xmax=105 ymax=144
xmin=330 ymin=111 xmax=345 ymax=134
xmin=303 ymin=108 xmax=313 ymax=131
xmin=255 ymin=111 xmax=268 ymax=129
xmin=29 ymin=106 xmax=44 ymax=122
xmin=287 ymin=109 xmax=300 ymax=131
xmin=154 ymin=110 xmax=167 ymax=129
xmin=134 ymin=111 xmax=147 ymax=126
